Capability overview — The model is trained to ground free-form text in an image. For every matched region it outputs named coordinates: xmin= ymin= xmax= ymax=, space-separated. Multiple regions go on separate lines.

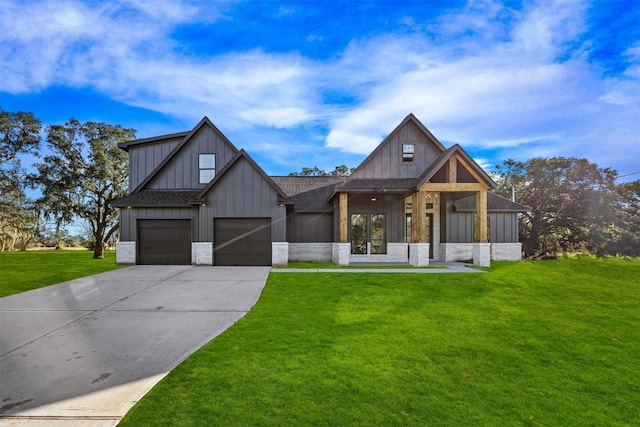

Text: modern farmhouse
xmin=112 ymin=114 xmax=529 ymax=266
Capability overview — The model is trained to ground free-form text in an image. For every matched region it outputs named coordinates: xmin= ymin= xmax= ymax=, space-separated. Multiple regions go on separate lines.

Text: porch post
xmin=333 ymin=192 xmax=350 ymax=266
xmin=473 ymin=189 xmax=490 ymax=267
xmin=410 ymin=191 xmax=429 ymax=266
xmin=339 ymin=193 xmax=348 ymax=243
xmin=411 ymin=191 xmax=426 ymax=243
xmin=475 ymin=190 xmax=488 ymax=243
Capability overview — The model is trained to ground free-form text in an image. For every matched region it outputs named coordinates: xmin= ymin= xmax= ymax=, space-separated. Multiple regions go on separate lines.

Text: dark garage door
xmin=214 ymin=218 xmax=271 ymax=266
xmin=138 ymin=219 xmax=191 ymax=265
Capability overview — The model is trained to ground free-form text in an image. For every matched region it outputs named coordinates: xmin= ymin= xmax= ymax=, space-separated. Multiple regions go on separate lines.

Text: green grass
xmin=120 ymin=258 xmax=640 ymax=426
xmin=0 ymin=250 xmax=123 ymax=297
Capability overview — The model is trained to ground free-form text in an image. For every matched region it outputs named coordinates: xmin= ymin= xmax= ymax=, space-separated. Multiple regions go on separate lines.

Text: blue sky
xmin=2 ymin=0 xmax=639 ymax=182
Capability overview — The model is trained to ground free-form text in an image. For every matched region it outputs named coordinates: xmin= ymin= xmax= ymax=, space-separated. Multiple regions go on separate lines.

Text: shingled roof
xmin=453 ymin=192 xmax=531 ymax=212
xmin=270 ymin=176 xmax=346 ymax=211
xmin=111 ymin=190 xmax=200 ymax=208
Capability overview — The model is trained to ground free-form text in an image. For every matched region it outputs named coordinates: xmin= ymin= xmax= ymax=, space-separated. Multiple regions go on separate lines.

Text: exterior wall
xmin=200 ymin=157 xmax=286 ymax=242
xmin=350 ymin=243 xmax=408 ymax=263
xmin=148 ymin=125 xmax=237 ymax=190
xmin=116 ymin=241 xmax=136 ymax=264
xmin=287 ymin=212 xmax=333 ymax=243
xmin=491 ymin=243 xmax=522 ymax=261
xmin=490 ymin=212 xmax=519 ymax=243
xmin=289 ymin=243 xmax=333 ymax=262
xmin=442 ymin=243 xmax=474 ymax=262
xmin=338 ymin=194 xmax=406 ymax=243
xmin=128 ymin=137 xmax=182 ymax=191
xmin=351 ymin=121 xmax=443 ymax=179
xmin=192 ymin=242 xmax=213 ymax=265
xmin=119 ymin=207 xmax=198 ymax=241
xmin=441 ymin=193 xmax=475 ymax=243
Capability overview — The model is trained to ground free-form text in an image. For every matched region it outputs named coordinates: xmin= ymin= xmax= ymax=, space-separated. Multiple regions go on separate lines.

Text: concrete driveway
xmin=0 ymin=266 xmax=270 ymax=426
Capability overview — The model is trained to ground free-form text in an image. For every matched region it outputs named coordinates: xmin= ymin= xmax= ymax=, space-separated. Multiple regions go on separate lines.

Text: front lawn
xmin=120 ymin=258 xmax=640 ymax=426
xmin=0 ymin=250 xmax=123 ymax=297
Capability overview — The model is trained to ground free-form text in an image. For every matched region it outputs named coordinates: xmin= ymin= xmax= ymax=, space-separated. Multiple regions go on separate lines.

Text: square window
xmin=402 ymin=144 xmax=414 ymax=162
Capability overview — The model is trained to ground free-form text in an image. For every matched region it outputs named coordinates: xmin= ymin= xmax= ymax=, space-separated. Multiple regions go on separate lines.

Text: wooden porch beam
xmin=420 ymin=183 xmax=488 ymax=192
xmin=475 ymin=190 xmax=488 ymax=243
xmin=339 ymin=193 xmax=348 ymax=243
xmin=448 ymin=156 xmax=457 ymax=183
xmin=411 ymin=191 xmax=426 ymax=243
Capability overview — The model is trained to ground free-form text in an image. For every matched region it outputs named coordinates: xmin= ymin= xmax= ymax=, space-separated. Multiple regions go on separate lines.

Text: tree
xmin=493 ymin=157 xmax=623 ymax=257
xmin=289 ymin=164 xmax=354 ymax=176
xmin=0 ymin=108 xmax=42 ymax=251
xmin=30 ymin=119 xmax=135 ymax=259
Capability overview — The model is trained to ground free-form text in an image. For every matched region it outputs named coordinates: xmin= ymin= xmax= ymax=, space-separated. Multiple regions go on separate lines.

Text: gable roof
xmin=415 ymin=144 xmax=497 ymax=189
xmin=352 ymin=113 xmax=447 ymax=174
xmin=453 ymin=192 xmax=531 ymax=213
xmin=192 ymin=149 xmax=290 ymax=203
xmin=131 ymin=117 xmax=239 ymax=193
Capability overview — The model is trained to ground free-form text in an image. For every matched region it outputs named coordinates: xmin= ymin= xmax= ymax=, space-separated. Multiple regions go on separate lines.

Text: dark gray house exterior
xmin=112 ymin=114 xmax=529 ymax=266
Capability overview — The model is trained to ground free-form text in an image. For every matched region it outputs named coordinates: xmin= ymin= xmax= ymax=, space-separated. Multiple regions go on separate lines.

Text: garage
xmin=138 ymin=219 xmax=191 ymax=265
xmin=214 ymin=218 xmax=272 ymax=266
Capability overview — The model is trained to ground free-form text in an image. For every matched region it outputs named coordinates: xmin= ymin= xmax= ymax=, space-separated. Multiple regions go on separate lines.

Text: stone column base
xmin=332 ymin=243 xmax=351 ymax=266
xmin=409 ymin=243 xmax=430 ymax=267
xmin=272 ymin=242 xmax=289 ymax=266
xmin=192 ymin=242 xmax=213 ymax=265
xmin=116 ymin=241 xmax=136 ymax=264
xmin=473 ymin=243 xmax=491 ymax=267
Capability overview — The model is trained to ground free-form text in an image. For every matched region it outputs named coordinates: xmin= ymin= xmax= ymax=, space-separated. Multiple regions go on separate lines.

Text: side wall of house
xmin=286 ymin=212 xmax=334 ymax=242
xmin=351 ymin=121 xmax=443 ymax=180
xmin=119 ymin=207 xmax=199 ymax=241
xmin=441 ymin=193 xmax=521 ymax=244
xmin=200 ymin=157 xmax=286 ymax=241
xmin=147 ymin=126 xmax=237 ymax=190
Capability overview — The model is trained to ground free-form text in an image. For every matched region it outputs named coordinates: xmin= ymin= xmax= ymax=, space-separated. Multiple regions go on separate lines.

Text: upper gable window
xmin=402 ymin=144 xmax=415 ymax=163
xmin=199 ymin=153 xmax=216 ymax=184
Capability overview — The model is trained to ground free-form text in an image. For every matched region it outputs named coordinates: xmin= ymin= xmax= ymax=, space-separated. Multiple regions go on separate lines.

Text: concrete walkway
xmin=271 ymin=262 xmax=485 ymax=273
xmin=0 ymin=266 xmax=270 ymax=427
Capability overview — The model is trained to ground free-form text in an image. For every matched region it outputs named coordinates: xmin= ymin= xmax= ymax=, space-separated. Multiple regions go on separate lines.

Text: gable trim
xmin=132 ymin=117 xmax=240 ymax=193
xmin=416 ymin=144 xmax=497 ymax=190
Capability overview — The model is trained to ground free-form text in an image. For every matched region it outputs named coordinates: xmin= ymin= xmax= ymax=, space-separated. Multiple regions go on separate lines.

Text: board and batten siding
xmin=128 ymin=138 xmax=181 ymax=191
xmin=286 ymin=213 xmax=333 ymax=243
xmin=147 ymin=126 xmax=237 ymax=190
xmin=351 ymin=121 xmax=443 ymax=180
xmin=199 ymin=157 xmax=286 ymax=242
xmin=119 ymin=207 xmax=198 ymax=241
xmin=490 ymin=212 xmax=519 ymax=243
xmin=332 ymin=194 xmax=405 ymax=243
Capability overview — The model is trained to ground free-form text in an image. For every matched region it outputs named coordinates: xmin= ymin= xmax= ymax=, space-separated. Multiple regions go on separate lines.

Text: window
xmin=199 ymin=154 xmax=216 ymax=184
xmin=350 ymin=214 xmax=367 ymax=254
xmin=350 ymin=213 xmax=387 ymax=255
xmin=371 ymin=214 xmax=386 ymax=254
xmin=402 ymin=143 xmax=414 ymax=162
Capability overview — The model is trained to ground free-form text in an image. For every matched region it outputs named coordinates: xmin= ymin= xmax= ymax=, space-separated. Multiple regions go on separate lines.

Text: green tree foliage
xmin=493 ymin=157 xmax=639 ymax=257
xmin=30 ymin=119 xmax=135 ymax=259
xmin=289 ymin=164 xmax=354 ymax=176
xmin=0 ymin=108 xmax=42 ymax=251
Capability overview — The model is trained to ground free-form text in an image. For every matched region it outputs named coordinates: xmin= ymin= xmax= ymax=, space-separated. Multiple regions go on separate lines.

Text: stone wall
xmin=288 ymin=243 xmax=333 ymax=262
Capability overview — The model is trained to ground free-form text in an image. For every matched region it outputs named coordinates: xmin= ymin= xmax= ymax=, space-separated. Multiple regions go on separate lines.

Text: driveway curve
xmin=0 ymin=266 xmax=269 ymax=427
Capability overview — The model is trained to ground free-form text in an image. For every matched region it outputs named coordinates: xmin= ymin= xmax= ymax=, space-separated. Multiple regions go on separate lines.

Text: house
xmin=112 ymin=114 xmax=529 ymax=267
